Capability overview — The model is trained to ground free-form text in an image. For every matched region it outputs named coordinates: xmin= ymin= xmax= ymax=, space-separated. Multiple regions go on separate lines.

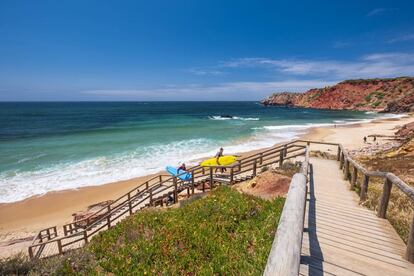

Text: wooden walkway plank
xmin=300 ymin=157 xmax=414 ymax=276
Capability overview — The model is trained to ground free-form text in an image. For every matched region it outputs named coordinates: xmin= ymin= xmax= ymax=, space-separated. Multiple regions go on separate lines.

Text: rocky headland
xmin=262 ymin=77 xmax=414 ymax=113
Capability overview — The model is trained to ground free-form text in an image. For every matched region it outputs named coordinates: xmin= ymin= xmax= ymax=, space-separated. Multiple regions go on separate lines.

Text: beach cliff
xmin=262 ymin=77 xmax=414 ymax=113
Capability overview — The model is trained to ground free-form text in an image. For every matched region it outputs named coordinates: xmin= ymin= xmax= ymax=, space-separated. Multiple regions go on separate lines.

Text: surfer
xmin=215 ymin=148 xmax=227 ymax=173
xmin=177 ymin=163 xmax=187 ymax=173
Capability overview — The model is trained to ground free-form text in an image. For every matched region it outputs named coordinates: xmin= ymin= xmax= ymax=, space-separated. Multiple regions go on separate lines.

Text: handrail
xmin=264 ymin=146 xmax=309 ymax=275
xmin=28 ymin=142 xmax=307 ymax=259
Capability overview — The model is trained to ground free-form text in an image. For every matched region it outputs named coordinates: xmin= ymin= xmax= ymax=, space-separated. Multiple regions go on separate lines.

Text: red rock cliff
xmin=262 ymin=77 xmax=414 ymax=113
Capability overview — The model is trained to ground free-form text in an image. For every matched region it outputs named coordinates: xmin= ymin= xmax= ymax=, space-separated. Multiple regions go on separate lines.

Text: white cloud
xmin=366 ymin=8 xmax=398 ymax=17
xmin=220 ymin=53 xmax=414 ymax=79
xmin=388 ymin=34 xmax=414 ymax=43
xmin=186 ymin=68 xmax=224 ymax=76
xmin=83 ymin=80 xmax=335 ymax=100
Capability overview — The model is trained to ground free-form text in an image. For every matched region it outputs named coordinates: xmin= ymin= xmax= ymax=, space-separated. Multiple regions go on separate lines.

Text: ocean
xmin=0 ymin=101 xmax=401 ymax=203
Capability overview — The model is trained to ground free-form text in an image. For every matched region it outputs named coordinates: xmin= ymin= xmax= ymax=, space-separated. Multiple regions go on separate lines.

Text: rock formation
xmin=262 ymin=77 xmax=414 ymax=113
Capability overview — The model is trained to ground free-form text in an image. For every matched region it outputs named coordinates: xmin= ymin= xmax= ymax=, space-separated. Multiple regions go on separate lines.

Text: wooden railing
xmin=264 ymin=139 xmax=414 ymax=276
xmin=334 ymin=140 xmax=414 ymax=263
xmin=264 ymin=146 xmax=310 ymax=275
xmin=28 ymin=142 xmax=307 ymax=259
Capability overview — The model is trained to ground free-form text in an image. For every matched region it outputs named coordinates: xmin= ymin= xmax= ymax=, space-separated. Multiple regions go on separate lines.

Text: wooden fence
xmin=264 ymin=139 xmax=414 ymax=276
xmin=28 ymin=142 xmax=307 ymax=259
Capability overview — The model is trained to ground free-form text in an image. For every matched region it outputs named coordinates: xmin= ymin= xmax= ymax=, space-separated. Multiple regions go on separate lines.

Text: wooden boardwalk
xmin=300 ymin=157 xmax=414 ymax=275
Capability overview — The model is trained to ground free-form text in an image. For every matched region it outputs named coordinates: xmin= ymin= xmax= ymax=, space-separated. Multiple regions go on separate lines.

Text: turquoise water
xmin=0 ymin=102 xmax=394 ymax=203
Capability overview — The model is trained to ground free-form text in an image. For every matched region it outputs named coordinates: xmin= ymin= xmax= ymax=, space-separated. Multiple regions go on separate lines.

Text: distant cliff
xmin=261 ymin=77 xmax=414 ymax=113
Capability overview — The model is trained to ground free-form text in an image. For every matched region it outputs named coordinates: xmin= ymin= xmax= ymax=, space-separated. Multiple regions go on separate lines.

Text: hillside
xmin=0 ymin=187 xmax=284 ymax=275
xmin=262 ymin=77 xmax=414 ymax=112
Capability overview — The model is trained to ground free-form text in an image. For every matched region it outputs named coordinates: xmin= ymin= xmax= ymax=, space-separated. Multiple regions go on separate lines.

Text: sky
xmin=0 ymin=0 xmax=414 ymax=101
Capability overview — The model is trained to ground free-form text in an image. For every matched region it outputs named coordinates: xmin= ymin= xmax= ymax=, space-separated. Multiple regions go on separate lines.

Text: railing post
xmin=283 ymin=145 xmax=287 ymax=157
xmin=53 ymin=226 xmax=57 ymax=238
xmin=360 ymin=174 xmax=369 ymax=201
xmin=149 ymin=190 xmax=153 ymax=206
xmin=57 ymin=239 xmax=63 ymax=254
xmin=191 ymin=173 xmax=195 ymax=195
xmin=128 ymin=193 xmax=133 ymax=215
xmin=253 ymin=159 xmax=257 ymax=177
xmin=238 ymin=161 xmax=241 ymax=171
xmin=344 ymin=159 xmax=350 ymax=180
xmin=145 ymin=181 xmax=149 ymax=190
xmin=159 ymin=175 xmax=162 ymax=182
xmin=107 ymin=206 xmax=111 ymax=228
xmin=351 ymin=166 xmax=358 ymax=190
xmin=406 ymin=214 xmax=414 ymax=263
xmin=259 ymin=153 xmax=263 ymax=164
xmin=339 ymin=153 xmax=344 ymax=169
xmin=377 ymin=178 xmax=392 ymax=218
xmin=83 ymin=230 xmax=88 ymax=244
xmin=28 ymin=246 xmax=34 ymax=259
xmin=209 ymin=167 xmax=213 ymax=189
xmin=279 ymin=150 xmax=284 ymax=167
xmin=230 ymin=167 xmax=234 ymax=185
xmin=337 ymin=146 xmax=341 ymax=161
xmin=173 ymin=177 xmax=178 ymax=203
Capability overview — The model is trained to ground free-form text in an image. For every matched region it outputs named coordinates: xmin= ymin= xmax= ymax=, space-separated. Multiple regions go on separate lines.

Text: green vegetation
xmin=1 ymin=187 xmax=284 ymax=275
xmin=355 ymin=103 xmax=365 ymax=107
xmin=364 ymin=94 xmax=372 ymax=102
xmin=372 ymin=101 xmax=382 ymax=107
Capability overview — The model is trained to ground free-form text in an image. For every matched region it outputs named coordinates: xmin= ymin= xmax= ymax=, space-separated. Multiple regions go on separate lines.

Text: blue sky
xmin=0 ymin=0 xmax=413 ymax=101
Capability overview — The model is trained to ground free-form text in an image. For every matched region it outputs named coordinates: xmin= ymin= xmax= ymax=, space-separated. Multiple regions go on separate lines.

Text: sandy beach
xmin=1 ymin=113 xmax=413 ymax=258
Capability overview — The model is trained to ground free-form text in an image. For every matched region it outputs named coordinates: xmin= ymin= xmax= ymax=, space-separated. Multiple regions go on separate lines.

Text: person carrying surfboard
xmin=177 ymin=163 xmax=187 ymax=173
xmin=215 ymin=148 xmax=227 ymax=173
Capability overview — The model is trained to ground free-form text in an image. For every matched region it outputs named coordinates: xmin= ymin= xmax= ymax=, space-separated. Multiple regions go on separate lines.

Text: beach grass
xmin=0 ymin=186 xmax=284 ymax=275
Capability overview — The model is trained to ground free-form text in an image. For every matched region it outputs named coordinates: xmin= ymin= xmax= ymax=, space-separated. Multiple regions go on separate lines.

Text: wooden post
xmin=253 ymin=159 xmax=257 ymax=177
xmin=173 ymin=177 xmax=178 ymax=203
xmin=259 ymin=153 xmax=263 ymax=164
xmin=145 ymin=181 xmax=149 ymax=190
xmin=337 ymin=146 xmax=341 ymax=161
xmin=230 ymin=167 xmax=234 ymax=185
xmin=377 ymin=178 xmax=392 ymax=218
xmin=83 ymin=230 xmax=88 ymax=244
xmin=279 ymin=150 xmax=284 ymax=167
xmin=28 ymin=246 xmax=34 ymax=259
xmin=339 ymin=153 xmax=344 ymax=169
xmin=107 ymin=206 xmax=111 ymax=228
xmin=406 ymin=214 xmax=414 ymax=263
xmin=149 ymin=190 xmax=153 ymax=206
xmin=283 ymin=145 xmax=288 ymax=157
xmin=46 ymin=228 xmax=50 ymax=240
xmin=159 ymin=175 xmax=162 ymax=182
xmin=191 ymin=173 xmax=195 ymax=195
xmin=57 ymin=239 xmax=63 ymax=254
xmin=202 ymin=167 xmax=205 ymax=174
xmin=238 ymin=161 xmax=241 ymax=171
xmin=128 ymin=193 xmax=133 ymax=215
xmin=360 ymin=174 xmax=369 ymax=201
xmin=344 ymin=159 xmax=350 ymax=180
xmin=209 ymin=167 xmax=213 ymax=189
xmin=351 ymin=166 xmax=358 ymax=190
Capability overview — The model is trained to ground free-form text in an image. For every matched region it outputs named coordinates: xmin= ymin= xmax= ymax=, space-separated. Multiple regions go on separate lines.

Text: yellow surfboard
xmin=200 ymin=155 xmax=237 ymax=167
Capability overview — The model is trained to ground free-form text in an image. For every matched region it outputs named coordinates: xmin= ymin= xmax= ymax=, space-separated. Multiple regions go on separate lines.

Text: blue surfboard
xmin=166 ymin=166 xmax=192 ymax=181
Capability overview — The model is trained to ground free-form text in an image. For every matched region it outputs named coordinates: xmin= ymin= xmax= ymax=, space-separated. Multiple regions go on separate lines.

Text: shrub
xmin=89 ymin=187 xmax=284 ymax=275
